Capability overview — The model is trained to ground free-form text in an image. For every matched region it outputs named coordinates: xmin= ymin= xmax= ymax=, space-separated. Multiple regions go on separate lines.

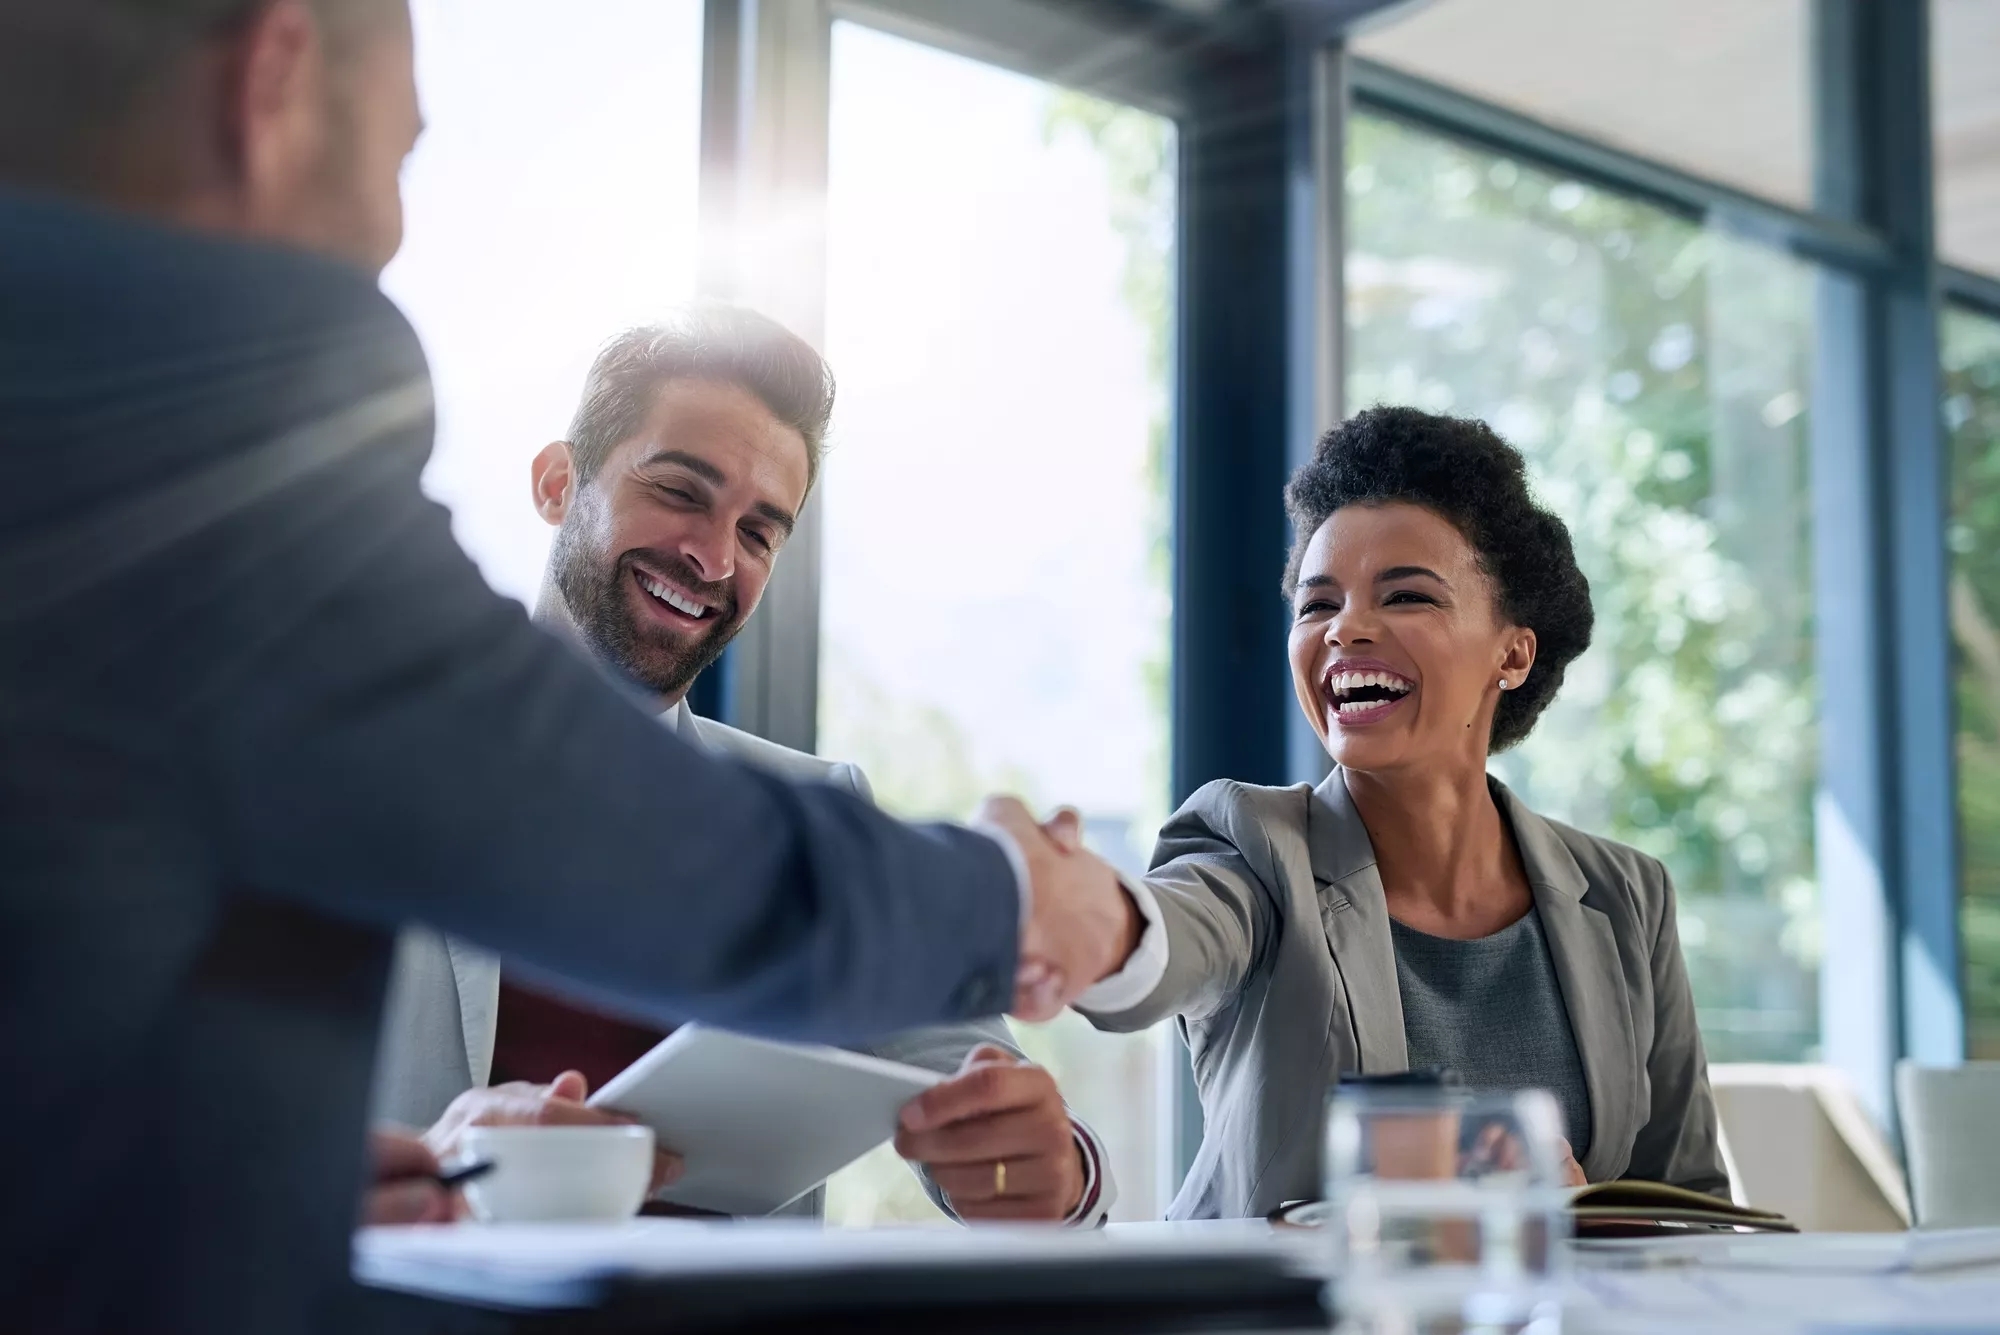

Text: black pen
xmin=432 ymin=1159 xmax=497 ymax=1190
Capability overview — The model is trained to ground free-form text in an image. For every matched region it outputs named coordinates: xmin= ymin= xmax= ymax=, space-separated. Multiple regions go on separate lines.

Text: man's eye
xmin=742 ymin=528 xmax=774 ymax=554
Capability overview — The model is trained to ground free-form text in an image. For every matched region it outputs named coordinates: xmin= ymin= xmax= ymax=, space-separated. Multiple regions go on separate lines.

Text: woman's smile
xmin=1322 ymin=658 xmax=1416 ymax=727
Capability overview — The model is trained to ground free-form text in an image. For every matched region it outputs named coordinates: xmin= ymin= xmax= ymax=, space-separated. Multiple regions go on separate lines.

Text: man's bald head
xmin=0 ymin=0 xmax=419 ymax=273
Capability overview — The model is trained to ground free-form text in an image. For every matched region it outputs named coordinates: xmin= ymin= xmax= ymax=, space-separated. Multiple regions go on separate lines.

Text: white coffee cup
xmin=455 ymin=1124 xmax=656 ymax=1223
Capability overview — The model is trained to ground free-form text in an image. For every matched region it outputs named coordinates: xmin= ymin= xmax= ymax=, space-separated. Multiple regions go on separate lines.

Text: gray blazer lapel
xmin=1497 ymin=784 xmax=1639 ymax=1181
xmin=676 ymin=702 xmax=719 ymax=755
xmin=443 ymin=937 xmax=503 ymax=1088
xmin=1307 ymin=771 xmax=1408 ymax=1074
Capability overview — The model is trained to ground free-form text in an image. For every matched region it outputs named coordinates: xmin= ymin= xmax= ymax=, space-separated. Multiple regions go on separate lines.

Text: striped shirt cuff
xmin=1062 ymin=1118 xmax=1116 ymax=1227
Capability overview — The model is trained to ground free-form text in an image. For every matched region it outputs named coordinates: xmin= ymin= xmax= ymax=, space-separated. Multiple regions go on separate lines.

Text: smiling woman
xmin=1283 ymin=407 xmax=1595 ymax=760
xmin=1076 ymin=405 xmax=1728 ymax=1219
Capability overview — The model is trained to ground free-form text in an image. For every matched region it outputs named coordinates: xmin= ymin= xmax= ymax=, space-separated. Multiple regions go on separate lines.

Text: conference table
xmin=354 ymin=1218 xmax=2000 ymax=1334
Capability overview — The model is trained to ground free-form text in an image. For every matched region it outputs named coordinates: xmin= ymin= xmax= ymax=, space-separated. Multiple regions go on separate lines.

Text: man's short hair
xmin=0 ymin=0 xmax=400 ymax=188
xmin=567 ymin=307 xmax=836 ymax=494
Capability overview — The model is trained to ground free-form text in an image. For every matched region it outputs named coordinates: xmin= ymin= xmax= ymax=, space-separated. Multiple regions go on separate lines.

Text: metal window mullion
xmin=695 ymin=0 xmax=834 ymax=751
xmin=1284 ymin=40 xmax=1346 ymax=790
xmin=1168 ymin=24 xmax=1348 ymax=1195
xmin=1945 ymin=265 xmax=2000 ymax=324
xmin=1810 ymin=0 xmax=1961 ymax=1131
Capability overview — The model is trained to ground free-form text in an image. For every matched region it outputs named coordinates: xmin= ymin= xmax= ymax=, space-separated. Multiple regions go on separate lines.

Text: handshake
xmin=977 ymin=797 xmax=1146 ymax=1023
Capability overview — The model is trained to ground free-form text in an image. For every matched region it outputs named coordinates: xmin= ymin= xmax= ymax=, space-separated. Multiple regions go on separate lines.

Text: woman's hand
xmin=1557 ymin=1138 xmax=1587 ymax=1188
xmin=1462 ymin=1122 xmax=1588 ymax=1187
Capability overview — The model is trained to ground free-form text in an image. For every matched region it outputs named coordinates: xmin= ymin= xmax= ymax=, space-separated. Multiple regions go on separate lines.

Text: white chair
xmin=1708 ymin=1064 xmax=1910 ymax=1232
xmin=1896 ymin=1061 xmax=2000 ymax=1229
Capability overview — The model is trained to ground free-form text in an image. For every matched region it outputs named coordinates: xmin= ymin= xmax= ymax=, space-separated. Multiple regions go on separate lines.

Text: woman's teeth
xmin=1326 ymin=671 xmax=1413 ymax=696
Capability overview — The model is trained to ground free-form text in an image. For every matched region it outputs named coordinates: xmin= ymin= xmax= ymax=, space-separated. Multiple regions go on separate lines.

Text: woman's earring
xmin=1498 ymin=679 xmax=1511 ymax=690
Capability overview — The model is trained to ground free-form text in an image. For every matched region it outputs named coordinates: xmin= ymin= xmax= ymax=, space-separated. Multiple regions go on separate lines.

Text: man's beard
xmin=549 ymin=527 xmax=745 ymax=701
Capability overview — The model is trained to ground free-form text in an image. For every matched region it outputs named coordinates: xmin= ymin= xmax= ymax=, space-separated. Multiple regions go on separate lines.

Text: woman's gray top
xmin=1390 ymin=909 xmax=1595 ymax=1160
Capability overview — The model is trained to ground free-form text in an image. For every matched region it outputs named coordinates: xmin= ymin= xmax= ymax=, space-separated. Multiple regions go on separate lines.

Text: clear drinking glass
xmin=1323 ymin=1086 xmax=1570 ymax=1335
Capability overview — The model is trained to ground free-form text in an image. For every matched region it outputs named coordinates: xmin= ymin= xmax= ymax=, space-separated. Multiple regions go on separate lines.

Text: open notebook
xmin=1568 ymin=1180 xmax=1797 ymax=1236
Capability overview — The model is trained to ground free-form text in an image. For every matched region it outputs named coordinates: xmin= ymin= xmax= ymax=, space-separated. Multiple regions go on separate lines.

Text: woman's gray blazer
xmin=1081 ymin=770 xmax=1728 ymax=1220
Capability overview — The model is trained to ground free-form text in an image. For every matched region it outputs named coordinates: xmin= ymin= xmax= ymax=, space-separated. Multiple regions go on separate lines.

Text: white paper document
xmin=1575 ymin=1227 xmax=2000 ymax=1275
xmin=1568 ymin=1228 xmax=2000 ymax=1333
xmin=586 ymin=1026 xmax=944 ymax=1216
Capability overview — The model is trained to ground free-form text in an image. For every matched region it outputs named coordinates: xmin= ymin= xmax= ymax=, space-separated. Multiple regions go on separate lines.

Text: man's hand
xmin=979 ymin=798 xmax=1142 ymax=1020
xmin=895 ymin=1045 xmax=1085 ymax=1223
xmin=424 ymin=1070 xmax=682 ymax=1196
xmin=363 ymin=1127 xmax=454 ymax=1225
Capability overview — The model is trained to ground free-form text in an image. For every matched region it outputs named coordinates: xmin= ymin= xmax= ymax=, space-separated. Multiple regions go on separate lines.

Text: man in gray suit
xmin=373 ymin=315 xmax=1117 ymax=1226
xmin=0 ymin=2 xmax=1140 ymax=1329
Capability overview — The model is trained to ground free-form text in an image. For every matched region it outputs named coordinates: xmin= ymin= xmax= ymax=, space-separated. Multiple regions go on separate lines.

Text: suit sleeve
xmin=187 ymin=307 xmax=1018 ymax=1046
xmin=1076 ymin=782 xmax=1276 ymax=1033
xmin=1626 ymin=862 xmax=1732 ymax=1197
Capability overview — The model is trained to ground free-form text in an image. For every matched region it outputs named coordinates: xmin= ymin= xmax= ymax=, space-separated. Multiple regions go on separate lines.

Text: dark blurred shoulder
xmin=0 ymin=187 xmax=432 ymax=567
xmin=0 ymin=185 xmax=419 ymax=365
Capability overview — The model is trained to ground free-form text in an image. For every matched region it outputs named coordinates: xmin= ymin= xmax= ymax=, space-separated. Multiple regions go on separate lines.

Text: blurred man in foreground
xmin=372 ymin=315 xmax=1126 ymax=1226
xmin=0 ymin=2 xmax=1140 ymax=1330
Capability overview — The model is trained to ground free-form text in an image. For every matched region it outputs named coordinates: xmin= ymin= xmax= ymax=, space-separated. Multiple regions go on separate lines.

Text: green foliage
xmin=1944 ymin=310 xmax=2000 ymax=1056
xmin=818 ymin=648 xmax=1043 ymax=822
xmin=1348 ymin=116 xmax=1821 ymax=1060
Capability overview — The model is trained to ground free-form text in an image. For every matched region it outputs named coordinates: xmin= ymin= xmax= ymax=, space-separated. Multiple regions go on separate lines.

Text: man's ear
xmin=531 ymin=441 xmax=578 ymax=527
xmin=228 ymin=1 xmax=326 ymax=213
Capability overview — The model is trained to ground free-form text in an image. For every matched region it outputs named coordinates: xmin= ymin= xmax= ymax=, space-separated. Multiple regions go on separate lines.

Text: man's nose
xmin=677 ymin=517 xmax=735 ymax=584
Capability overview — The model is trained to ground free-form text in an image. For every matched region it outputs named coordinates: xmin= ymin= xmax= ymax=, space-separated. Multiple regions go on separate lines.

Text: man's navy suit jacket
xmin=0 ymin=188 xmax=1019 ymax=1333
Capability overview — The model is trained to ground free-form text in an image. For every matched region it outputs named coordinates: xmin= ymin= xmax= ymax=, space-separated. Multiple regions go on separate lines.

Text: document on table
xmin=1567 ymin=1228 xmax=2000 ymax=1333
xmin=354 ymin=1219 xmax=1322 ymax=1313
xmin=1570 ymin=1268 xmax=2000 ymax=1333
xmin=1574 ymin=1227 xmax=2000 ymax=1275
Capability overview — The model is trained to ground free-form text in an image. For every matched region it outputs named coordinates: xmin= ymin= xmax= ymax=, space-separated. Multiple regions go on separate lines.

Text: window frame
xmin=696 ymin=0 xmax=1974 ymax=1178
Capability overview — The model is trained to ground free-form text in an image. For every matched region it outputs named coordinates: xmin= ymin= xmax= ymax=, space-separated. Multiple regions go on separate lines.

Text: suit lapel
xmin=443 ymin=702 xmax=695 ymax=1091
xmin=1497 ymin=785 xmax=1639 ymax=1182
xmin=443 ymin=937 xmax=503 ymax=1088
xmin=1307 ymin=771 xmax=1408 ymax=1073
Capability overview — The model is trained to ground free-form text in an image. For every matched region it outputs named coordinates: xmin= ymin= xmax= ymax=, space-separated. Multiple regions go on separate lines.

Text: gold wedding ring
xmin=994 ymin=1160 xmax=1008 ymax=1197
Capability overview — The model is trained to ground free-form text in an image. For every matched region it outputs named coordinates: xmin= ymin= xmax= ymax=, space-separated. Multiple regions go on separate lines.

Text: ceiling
xmin=1350 ymin=0 xmax=1812 ymax=208
xmin=1349 ymin=0 xmax=2000 ymax=279
xmin=1935 ymin=0 xmax=2000 ymax=277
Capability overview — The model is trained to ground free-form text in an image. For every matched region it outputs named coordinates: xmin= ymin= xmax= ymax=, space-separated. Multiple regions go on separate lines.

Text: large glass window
xmin=1352 ymin=0 xmax=1811 ymax=209
xmin=1934 ymin=0 xmax=2000 ymax=278
xmin=816 ymin=23 xmax=1175 ymax=1224
xmin=1946 ymin=308 xmax=2000 ymax=1058
xmin=1348 ymin=115 xmax=1821 ymax=1062
xmin=383 ymin=0 xmax=706 ymax=603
